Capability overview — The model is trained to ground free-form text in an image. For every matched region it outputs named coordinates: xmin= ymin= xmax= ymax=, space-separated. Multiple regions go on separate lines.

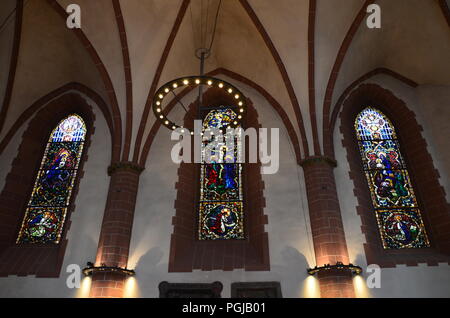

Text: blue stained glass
xmin=199 ymin=108 xmax=244 ymax=240
xmin=355 ymin=108 xmax=429 ymax=249
xmin=17 ymin=114 xmax=86 ymax=244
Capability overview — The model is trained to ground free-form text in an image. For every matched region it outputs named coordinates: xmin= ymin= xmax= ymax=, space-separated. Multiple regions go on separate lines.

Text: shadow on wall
xmin=271 ymin=246 xmax=319 ymax=298
xmin=129 ymin=246 xmax=318 ymax=298
xmin=133 ymin=246 xmax=165 ymax=297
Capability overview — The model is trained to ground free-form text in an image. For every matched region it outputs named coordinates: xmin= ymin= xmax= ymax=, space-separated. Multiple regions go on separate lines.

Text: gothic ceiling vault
xmin=0 ymin=0 xmax=449 ymax=165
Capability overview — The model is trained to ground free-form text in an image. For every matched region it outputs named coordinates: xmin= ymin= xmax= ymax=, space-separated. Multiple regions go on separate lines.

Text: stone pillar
xmin=89 ymin=162 xmax=144 ymax=298
xmin=300 ymin=156 xmax=354 ymax=298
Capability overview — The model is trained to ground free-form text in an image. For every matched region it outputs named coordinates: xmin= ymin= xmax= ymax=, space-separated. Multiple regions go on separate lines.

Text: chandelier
xmin=152 ymin=0 xmax=247 ymax=132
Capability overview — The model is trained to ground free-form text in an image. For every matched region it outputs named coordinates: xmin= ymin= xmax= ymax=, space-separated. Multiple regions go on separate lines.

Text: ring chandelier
xmin=152 ymin=76 xmax=248 ymax=132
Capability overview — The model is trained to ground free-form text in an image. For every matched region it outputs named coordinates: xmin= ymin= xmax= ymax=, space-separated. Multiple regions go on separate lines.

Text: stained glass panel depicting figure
xmin=17 ymin=114 xmax=86 ymax=244
xmin=198 ymin=108 xmax=244 ymax=240
xmin=355 ymin=107 xmax=429 ymax=249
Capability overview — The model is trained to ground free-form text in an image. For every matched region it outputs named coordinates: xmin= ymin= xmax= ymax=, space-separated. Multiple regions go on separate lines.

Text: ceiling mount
xmin=153 ymin=0 xmax=248 ymax=131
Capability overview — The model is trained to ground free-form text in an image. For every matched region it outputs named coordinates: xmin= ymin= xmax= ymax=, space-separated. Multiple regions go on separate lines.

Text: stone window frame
xmin=168 ymin=88 xmax=269 ymax=272
xmin=0 ymin=93 xmax=95 ymax=277
xmin=340 ymin=83 xmax=450 ymax=267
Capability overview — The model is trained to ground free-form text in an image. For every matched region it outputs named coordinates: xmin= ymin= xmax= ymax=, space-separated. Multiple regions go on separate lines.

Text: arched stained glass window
xmin=17 ymin=114 xmax=87 ymax=244
xmin=198 ymin=108 xmax=244 ymax=240
xmin=355 ymin=107 xmax=430 ymax=249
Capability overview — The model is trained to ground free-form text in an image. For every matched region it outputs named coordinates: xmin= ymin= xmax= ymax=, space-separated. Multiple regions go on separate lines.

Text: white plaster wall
xmin=57 ymin=0 xmax=127 ymax=152
xmin=334 ymin=77 xmax=450 ymax=298
xmin=2 ymin=0 xmax=107 ymax=141
xmin=129 ymin=79 xmax=319 ymax=298
xmin=0 ymin=96 xmax=111 ymax=297
xmin=315 ymin=0 xmax=365 ymax=154
xmin=248 ymin=0 xmax=312 ymax=154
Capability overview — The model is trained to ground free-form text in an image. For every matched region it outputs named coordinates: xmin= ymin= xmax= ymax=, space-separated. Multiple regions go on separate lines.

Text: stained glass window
xmin=17 ymin=114 xmax=87 ymax=244
xmin=198 ymin=108 xmax=244 ymax=240
xmin=355 ymin=107 xmax=430 ymax=249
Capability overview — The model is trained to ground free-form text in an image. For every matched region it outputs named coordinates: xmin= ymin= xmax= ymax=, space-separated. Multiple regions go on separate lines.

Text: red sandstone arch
xmin=0 ymin=92 xmax=97 ymax=277
xmin=46 ymin=0 xmax=123 ymax=162
xmin=0 ymin=82 xmax=115 ymax=161
xmin=339 ymin=83 xmax=450 ymax=267
xmin=138 ymin=68 xmax=302 ymax=167
xmin=325 ymin=67 xmax=418 ymax=158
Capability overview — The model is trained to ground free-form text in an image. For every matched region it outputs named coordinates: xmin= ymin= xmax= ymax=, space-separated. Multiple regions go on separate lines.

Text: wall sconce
xmin=82 ymin=262 xmax=136 ymax=277
xmin=307 ymin=262 xmax=362 ymax=276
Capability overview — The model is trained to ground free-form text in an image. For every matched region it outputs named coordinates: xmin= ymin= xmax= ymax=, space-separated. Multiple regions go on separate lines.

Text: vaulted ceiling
xmin=1 ymin=0 xmax=449 ymax=164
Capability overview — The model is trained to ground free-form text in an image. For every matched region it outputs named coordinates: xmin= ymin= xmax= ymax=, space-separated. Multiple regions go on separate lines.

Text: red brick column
xmin=300 ymin=156 xmax=354 ymax=298
xmin=89 ymin=162 xmax=144 ymax=298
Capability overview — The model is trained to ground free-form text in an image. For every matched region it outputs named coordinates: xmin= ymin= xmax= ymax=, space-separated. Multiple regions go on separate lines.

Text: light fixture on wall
xmin=82 ymin=262 xmax=136 ymax=277
xmin=307 ymin=262 xmax=362 ymax=276
xmin=152 ymin=0 xmax=247 ymax=131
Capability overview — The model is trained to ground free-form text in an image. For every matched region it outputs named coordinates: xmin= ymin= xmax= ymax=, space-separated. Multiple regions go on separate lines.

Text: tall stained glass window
xmin=17 ymin=114 xmax=87 ymax=244
xmin=355 ymin=107 xmax=430 ymax=249
xmin=198 ymin=108 xmax=244 ymax=240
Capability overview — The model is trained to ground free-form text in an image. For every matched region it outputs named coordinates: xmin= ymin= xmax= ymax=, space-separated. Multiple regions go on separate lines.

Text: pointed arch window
xmin=16 ymin=114 xmax=87 ymax=244
xmin=198 ymin=107 xmax=244 ymax=240
xmin=355 ymin=107 xmax=430 ymax=249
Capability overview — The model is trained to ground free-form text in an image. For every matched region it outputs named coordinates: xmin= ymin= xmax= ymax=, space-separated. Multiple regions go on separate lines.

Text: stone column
xmin=300 ymin=156 xmax=354 ymax=298
xmin=89 ymin=162 xmax=144 ymax=298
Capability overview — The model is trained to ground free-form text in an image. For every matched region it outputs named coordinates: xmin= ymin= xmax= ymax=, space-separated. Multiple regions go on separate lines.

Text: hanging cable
xmin=208 ymin=0 xmax=222 ymax=52
xmin=189 ymin=3 xmax=198 ymax=50
xmin=171 ymin=90 xmax=189 ymax=113
xmin=200 ymin=0 xmax=204 ymax=49
xmin=204 ymin=0 xmax=210 ymax=49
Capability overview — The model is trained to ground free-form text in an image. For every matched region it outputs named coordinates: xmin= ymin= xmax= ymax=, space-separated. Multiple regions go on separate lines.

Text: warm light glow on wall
xmin=76 ymin=276 xmax=92 ymax=298
xmin=123 ymin=277 xmax=140 ymax=298
xmin=128 ymin=245 xmax=149 ymax=269
xmin=353 ymin=275 xmax=371 ymax=298
xmin=301 ymin=276 xmax=321 ymax=298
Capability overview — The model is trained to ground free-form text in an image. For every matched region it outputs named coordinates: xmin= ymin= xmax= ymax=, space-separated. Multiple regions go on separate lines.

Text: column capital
xmin=299 ymin=156 xmax=337 ymax=168
xmin=107 ymin=161 xmax=145 ymax=176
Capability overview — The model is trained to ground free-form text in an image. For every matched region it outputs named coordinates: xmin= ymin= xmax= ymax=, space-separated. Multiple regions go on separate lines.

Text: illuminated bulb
xmin=234 ymin=94 xmax=240 ymax=99
xmin=164 ymin=88 xmax=169 ymax=93
xmin=159 ymin=94 xmax=164 ymax=99
xmin=207 ymin=80 xmax=213 ymax=86
xmin=228 ymin=88 xmax=233 ymax=93
xmin=172 ymin=126 xmax=176 ymax=130
xmin=156 ymin=101 xmax=161 ymax=106
xmin=238 ymin=115 xmax=242 ymax=119
xmin=233 ymin=121 xmax=238 ymax=125
xmin=190 ymin=132 xmax=194 ymax=135
xmin=165 ymin=120 xmax=169 ymax=125
xmin=181 ymin=129 xmax=185 ymax=133
xmin=238 ymin=101 xmax=243 ymax=106
xmin=183 ymin=79 xmax=189 ymax=85
xmin=159 ymin=115 xmax=163 ymax=119
xmin=218 ymin=83 xmax=224 ymax=88
xmin=240 ymin=108 xmax=244 ymax=113
xmin=195 ymin=79 xmax=200 ymax=84
xmin=156 ymin=108 xmax=161 ymax=113
xmin=173 ymin=83 xmax=178 ymax=88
